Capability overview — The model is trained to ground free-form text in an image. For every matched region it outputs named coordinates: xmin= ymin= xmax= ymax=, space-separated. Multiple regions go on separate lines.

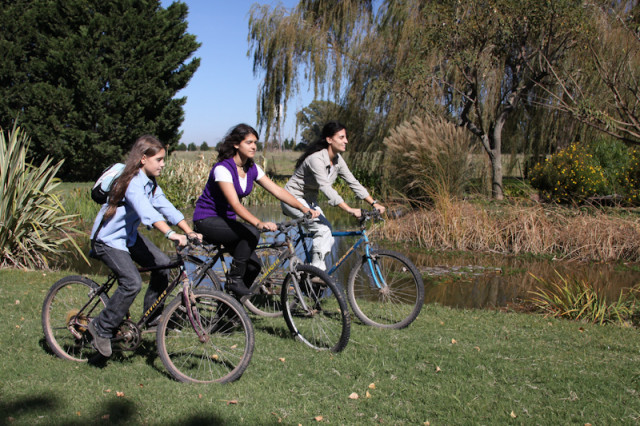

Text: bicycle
xmin=273 ymin=209 xmax=425 ymax=329
xmin=41 ymin=239 xmax=255 ymax=384
xmin=179 ymin=216 xmax=351 ymax=352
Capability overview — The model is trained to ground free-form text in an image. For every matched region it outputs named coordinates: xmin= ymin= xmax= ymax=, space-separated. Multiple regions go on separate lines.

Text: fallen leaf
xmin=435 ymin=366 xmax=441 ymax=373
xmin=230 ymin=344 xmax=237 ymax=349
xmin=101 ymin=415 xmax=110 ymax=420
xmin=510 ymin=411 xmax=516 ymax=418
xmin=314 ymin=416 xmax=323 ymax=421
xmin=578 ymin=327 xmax=584 ymax=333
xmin=424 ymin=422 xmax=430 ymax=426
xmin=211 ymin=354 xmax=219 ymax=360
xmin=225 ymin=400 xmax=238 ymax=405
xmin=116 ymin=391 xmax=125 ymax=397
xmin=14 ymin=300 xmax=19 ymax=305
xmin=439 ymin=321 xmax=444 ymax=325
xmin=368 ymin=383 xmax=376 ymax=389
xmin=366 ymin=391 xmax=371 ymax=398
xmin=105 ymin=389 xmax=111 ymax=393
xmin=76 ymin=411 xmax=81 ymax=416
xmin=451 ymin=338 xmax=457 ymax=344
xmin=279 ymin=358 xmax=286 ymax=362
xmin=474 ymin=346 xmax=481 ymax=351
xmin=198 ymin=394 xmax=203 ymax=399
xmin=349 ymin=392 xmax=359 ymax=400
xmin=139 ymin=384 xmax=144 ymax=388
xmin=15 ymin=325 xmax=20 ymax=329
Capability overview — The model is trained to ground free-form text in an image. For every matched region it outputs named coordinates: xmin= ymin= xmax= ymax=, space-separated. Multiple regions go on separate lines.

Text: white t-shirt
xmin=214 ymin=164 xmax=265 ymax=192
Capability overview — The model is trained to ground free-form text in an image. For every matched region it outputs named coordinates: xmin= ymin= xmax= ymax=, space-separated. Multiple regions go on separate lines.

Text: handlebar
xmin=358 ymin=208 xmax=383 ymax=225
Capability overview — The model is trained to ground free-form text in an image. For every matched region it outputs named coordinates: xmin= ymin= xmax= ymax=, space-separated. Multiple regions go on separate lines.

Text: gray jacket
xmin=284 ymin=149 xmax=370 ymax=206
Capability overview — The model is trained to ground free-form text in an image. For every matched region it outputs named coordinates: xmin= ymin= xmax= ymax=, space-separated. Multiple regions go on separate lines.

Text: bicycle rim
xmin=244 ymin=247 xmax=285 ymax=317
xmin=157 ymin=289 xmax=254 ymax=383
xmin=41 ymin=276 xmax=108 ymax=362
xmin=347 ymin=249 xmax=425 ymax=329
xmin=281 ymin=265 xmax=350 ymax=352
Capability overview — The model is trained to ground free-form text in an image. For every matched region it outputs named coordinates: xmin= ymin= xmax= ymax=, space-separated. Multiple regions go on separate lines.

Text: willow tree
xmin=248 ymin=0 xmax=588 ymax=199
xmin=538 ymin=0 xmax=640 ymax=145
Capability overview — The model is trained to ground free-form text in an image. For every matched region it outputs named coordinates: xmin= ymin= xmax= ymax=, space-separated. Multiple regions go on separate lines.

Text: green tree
xmin=187 ymin=142 xmax=197 ymax=151
xmin=200 ymin=142 xmax=209 ymax=151
xmin=248 ymin=0 xmax=588 ymax=199
xmin=0 ymin=0 xmax=200 ymax=180
xmin=175 ymin=143 xmax=187 ymax=151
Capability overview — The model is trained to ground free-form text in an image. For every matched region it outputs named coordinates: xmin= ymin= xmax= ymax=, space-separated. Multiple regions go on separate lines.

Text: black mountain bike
xmin=177 ymin=217 xmax=351 ymax=352
xmin=41 ymin=240 xmax=254 ymax=384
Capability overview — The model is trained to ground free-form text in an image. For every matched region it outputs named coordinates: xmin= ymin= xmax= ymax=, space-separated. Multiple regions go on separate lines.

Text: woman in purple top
xmin=193 ymin=124 xmax=319 ymax=296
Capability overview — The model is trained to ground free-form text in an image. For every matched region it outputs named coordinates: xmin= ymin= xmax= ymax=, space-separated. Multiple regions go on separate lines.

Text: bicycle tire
xmin=170 ymin=254 xmax=223 ymax=291
xmin=41 ymin=275 xmax=109 ymax=362
xmin=243 ymin=247 xmax=286 ymax=317
xmin=347 ymin=249 xmax=425 ymax=329
xmin=156 ymin=289 xmax=254 ymax=384
xmin=281 ymin=264 xmax=350 ymax=352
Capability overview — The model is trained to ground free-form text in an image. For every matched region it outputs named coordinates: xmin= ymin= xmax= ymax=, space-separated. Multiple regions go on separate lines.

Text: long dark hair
xmin=217 ymin=123 xmax=259 ymax=170
xmin=295 ymin=121 xmax=346 ymax=169
xmin=104 ymin=135 xmax=165 ymax=220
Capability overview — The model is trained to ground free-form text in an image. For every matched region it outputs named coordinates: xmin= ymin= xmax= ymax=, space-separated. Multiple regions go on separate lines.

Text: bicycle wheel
xmin=347 ymin=249 xmax=425 ymax=329
xmin=281 ymin=264 xmax=350 ymax=352
xmin=157 ymin=289 xmax=254 ymax=384
xmin=170 ymin=254 xmax=223 ymax=291
xmin=243 ymin=247 xmax=285 ymax=317
xmin=42 ymin=275 xmax=109 ymax=362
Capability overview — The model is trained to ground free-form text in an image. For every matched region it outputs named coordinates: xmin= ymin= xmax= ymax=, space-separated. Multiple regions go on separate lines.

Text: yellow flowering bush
xmin=530 ymin=142 xmax=608 ymax=203
xmin=618 ymin=147 xmax=640 ymax=205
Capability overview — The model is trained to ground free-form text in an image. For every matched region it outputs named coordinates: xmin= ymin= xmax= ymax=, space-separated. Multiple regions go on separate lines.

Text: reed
xmin=528 ymin=272 xmax=640 ymax=325
xmin=378 ymin=200 xmax=640 ymax=262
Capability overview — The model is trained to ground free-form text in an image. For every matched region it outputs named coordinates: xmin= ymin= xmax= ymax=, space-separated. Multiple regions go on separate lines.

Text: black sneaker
xmin=88 ymin=320 xmax=112 ymax=357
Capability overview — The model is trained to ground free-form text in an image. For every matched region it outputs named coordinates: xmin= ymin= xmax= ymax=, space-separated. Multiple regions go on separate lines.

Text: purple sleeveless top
xmin=193 ymin=157 xmax=259 ymax=221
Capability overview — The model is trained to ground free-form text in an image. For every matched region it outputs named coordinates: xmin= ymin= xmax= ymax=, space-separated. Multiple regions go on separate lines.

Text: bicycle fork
xmin=180 ymin=272 xmax=209 ymax=343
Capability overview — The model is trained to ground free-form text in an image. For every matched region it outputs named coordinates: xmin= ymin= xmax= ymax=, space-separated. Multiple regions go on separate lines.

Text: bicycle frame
xmin=294 ymin=219 xmax=387 ymax=291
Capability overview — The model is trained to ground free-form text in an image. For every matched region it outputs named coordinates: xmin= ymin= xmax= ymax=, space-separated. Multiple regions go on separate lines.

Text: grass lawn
xmin=2 ymin=268 xmax=640 ymax=424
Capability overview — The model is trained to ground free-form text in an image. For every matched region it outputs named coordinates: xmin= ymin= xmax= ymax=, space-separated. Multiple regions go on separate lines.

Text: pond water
xmin=62 ymin=203 xmax=640 ymax=309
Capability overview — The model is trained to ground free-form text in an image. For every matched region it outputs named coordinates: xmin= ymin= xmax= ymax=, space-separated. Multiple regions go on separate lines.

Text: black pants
xmin=194 ymin=216 xmax=261 ymax=287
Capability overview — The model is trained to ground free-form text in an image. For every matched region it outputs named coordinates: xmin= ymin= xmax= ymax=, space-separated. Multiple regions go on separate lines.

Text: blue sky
xmin=160 ymin=0 xmax=313 ymax=146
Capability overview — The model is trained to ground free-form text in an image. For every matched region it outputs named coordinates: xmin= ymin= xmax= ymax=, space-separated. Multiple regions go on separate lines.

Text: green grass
xmin=3 ymin=268 xmax=640 ymax=424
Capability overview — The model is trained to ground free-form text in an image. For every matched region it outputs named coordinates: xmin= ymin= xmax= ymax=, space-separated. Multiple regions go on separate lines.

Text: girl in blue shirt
xmin=88 ymin=135 xmax=201 ymax=357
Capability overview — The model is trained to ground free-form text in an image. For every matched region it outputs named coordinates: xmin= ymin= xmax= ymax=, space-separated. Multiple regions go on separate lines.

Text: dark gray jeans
xmin=92 ymin=233 xmax=170 ymax=338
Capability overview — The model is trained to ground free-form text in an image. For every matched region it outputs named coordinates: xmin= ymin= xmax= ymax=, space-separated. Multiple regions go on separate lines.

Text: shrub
xmin=384 ymin=115 xmax=476 ymax=203
xmin=157 ymin=154 xmax=211 ymax=210
xmin=618 ymin=146 xmax=640 ymax=205
xmin=0 ymin=124 xmax=86 ymax=269
xmin=529 ymin=142 xmax=608 ymax=203
xmin=529 ymin=272 xmax=640 ymax=326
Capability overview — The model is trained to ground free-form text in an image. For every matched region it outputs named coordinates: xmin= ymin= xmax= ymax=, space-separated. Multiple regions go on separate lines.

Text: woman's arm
xmin=256 ymin=175 xmax=320 ymax=219
xmin=218 ymin=181 xmax=277 ymax=231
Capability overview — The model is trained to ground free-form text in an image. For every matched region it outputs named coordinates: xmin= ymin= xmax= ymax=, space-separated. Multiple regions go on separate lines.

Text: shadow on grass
xmin=0 ymin=393 xmax=137 ymax=425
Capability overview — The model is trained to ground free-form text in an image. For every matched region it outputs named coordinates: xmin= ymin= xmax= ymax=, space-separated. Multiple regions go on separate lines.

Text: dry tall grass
xmin=384 ymin=115 xmax=476 ymax=201
xmin=379 ymin=201 xmax=640 ymax=262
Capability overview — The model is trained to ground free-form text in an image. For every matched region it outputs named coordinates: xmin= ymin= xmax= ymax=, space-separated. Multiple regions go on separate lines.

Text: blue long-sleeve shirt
xmin=90 ymin=169 xmax=184 ymax=251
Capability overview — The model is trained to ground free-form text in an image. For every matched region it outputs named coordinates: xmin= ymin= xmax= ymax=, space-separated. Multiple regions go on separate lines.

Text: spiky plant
xmin=0 ymin=123 xmax=85 ymax=269
xmin=529 ymin=272 xmax=640 ymax=326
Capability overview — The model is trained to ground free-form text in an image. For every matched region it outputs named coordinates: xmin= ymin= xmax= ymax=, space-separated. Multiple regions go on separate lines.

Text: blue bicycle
xmin=254 ymin=209 xmax=425 ymax=329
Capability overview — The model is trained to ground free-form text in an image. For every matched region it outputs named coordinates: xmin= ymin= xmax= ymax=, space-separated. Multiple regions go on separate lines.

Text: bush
xmin=0 ymin=124 xmax=85 ymax=269
xmin=618 ymin=146 xmax=640 ymax=205
xmin=529 ymin=142 xmax=609 ymax=203
xmin=157 ymin=154 xmax=211 ymax=210
xmin=383 ymin=115 xmax=476 ymax=203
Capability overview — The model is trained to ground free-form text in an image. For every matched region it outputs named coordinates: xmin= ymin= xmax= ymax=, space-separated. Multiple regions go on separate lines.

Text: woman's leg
xmin=282 ymin=200 xmax=334 ymax=270
xmin=128 ymin=233 xmax=171 ymax=320
xmin=195 ymin=216 xmax=260 ymax=294
xmin=92 ymin=241 xmax=144 ymax=337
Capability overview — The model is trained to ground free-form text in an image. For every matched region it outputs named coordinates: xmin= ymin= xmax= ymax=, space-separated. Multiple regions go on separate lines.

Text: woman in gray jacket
xmin=282 ymin=121 xmax=385 ymax=270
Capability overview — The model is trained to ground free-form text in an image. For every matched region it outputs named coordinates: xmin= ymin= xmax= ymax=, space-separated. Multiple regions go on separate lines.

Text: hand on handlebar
xmin=349 ymin=208 xmax=362 ymax=219
xmin=257 ymin=220 xmax=278 ymax=232
xmin=373 ymin=203 xmax=386 ymax=214
xmin=169 ymin=233 xmax=188 ymax=247
xmin=304 ymin=208 xmax=321 ymax=219
xmin=187 ymin=232 xmax=203 ymax=243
